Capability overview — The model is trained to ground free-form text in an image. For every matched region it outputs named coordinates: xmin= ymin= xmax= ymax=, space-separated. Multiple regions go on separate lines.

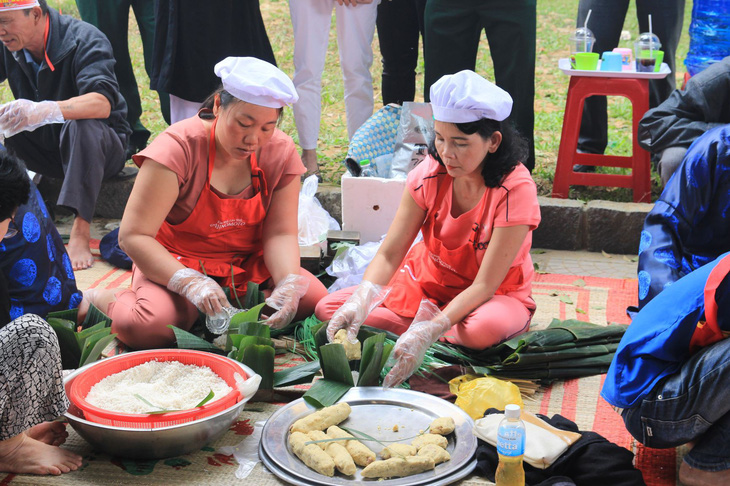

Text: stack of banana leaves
xmin=465 ymin=319 xmax=628 ymax=380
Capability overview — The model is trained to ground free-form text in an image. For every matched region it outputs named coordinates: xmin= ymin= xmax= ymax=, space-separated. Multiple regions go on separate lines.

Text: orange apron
xmin=383 ymin=174 xmax=528 ymax=317
xmin=155 ymin=118 xmax=269 ymax=295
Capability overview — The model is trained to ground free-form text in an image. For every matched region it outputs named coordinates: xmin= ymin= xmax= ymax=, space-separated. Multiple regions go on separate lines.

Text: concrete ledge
xmin=39 ymin=176 xmax=652 ymax=254
xmin=38 ymin=176 xmax=136 ymax=219
xmin=317 ymin=190 xmax=653 ymax=254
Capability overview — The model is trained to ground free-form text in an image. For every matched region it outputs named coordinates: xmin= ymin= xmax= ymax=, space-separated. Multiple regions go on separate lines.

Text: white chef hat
xmin=430 ymin=70 xmax=513 ymax=123
xmin=214 ymin=57 xmax=298 ymax=109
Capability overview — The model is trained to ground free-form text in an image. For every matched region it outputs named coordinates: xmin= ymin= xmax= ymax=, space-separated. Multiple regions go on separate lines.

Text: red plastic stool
xmin=552 ymin=76 xmax=652 ymax=203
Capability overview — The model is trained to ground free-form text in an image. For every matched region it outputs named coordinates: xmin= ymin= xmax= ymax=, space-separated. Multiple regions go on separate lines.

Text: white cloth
xmin=430 ymin=70 xmax=513 ymax=123
xmin=168 ymin=94 xmax=202 ymax=124
xmin=474 ymin=412 xmax=581 ymax=469
xmin=214 ymin=57 xmax=298 ymax=109
xmin=288 ymin=0 xmax=380 ymax=149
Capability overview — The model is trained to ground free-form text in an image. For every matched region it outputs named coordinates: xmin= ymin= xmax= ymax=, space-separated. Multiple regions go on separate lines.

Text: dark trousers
xmin=76 ymin=0 xmax=171 ymax=148
xmin=5 ymin=120 xmax=126 ymax=222
xmin=424 ymin=0 xmax=536 ymax=172
xmin=576 ymin=0 xmax=686 ymax=154
xmin=376 ymin=0 xmax=427 ymax=105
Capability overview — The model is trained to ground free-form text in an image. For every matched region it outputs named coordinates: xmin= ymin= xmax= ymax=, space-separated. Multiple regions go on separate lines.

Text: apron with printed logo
xmin=155 ymin=118 xmax=269 ymax=295
xmin=384 ymin=174 xmax=528 ymax=317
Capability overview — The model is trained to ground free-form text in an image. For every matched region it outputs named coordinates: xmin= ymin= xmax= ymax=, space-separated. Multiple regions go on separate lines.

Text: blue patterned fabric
xmin=638 ymin=125 xmax=730 ymax=309
xmin=346 ymin=104 xmax=402 ymax=164
xmin=0 ymin=187 xmax=82 ymax=319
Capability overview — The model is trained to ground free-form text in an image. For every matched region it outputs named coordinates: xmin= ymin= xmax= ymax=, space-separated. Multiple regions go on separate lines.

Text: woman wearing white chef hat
xmin=318 ymin=70 xmax=541 ymax=387
xmin=81 ymin=57 xmax=328 ymax=349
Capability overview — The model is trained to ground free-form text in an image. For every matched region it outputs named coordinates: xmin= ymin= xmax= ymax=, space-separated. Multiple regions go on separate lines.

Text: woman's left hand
xmin=383 ymin=300 xmax=451 ymax=388
xmin=264 ymin=273 xmax=310 ymax=329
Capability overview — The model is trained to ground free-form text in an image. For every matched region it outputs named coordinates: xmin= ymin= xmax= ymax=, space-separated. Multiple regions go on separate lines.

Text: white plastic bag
xmin=298 ymin=175 xmax=340 ymax=246
xmin=325 ymin=240 xmax=383 ymax=293
xmin=216 ymin=420 xmax=266 ymax=479
xmin=391 ymin=102 xmax=434 ymax=179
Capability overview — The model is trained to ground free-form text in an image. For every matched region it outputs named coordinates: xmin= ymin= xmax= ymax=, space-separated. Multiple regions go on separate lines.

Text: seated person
xmin=637 ymin=125 xmax=730 ymax=309
xmin=602 ymin=251 xmax=730 ymax=486
xmin=638 ymin=56 xmax=730 ymax=185
xmin=317 ymin=70 xmax=541 ymax=387
xmin=0 ymin=0 xmax=131 ymax=270
xmin=0 ymin=157 xmax=82 ymax=476
xmin=0 ymin=152 xmax=83 ymax=319
xmin=82 ymin=57 xmax=328 ymax=350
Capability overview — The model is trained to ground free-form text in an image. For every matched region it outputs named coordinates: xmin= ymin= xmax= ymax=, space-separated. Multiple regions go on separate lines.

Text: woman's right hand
xmin=326 ymin=280 xmax=391 ymax=343
xmin=167 ymin=268 xmax=229 ymax=315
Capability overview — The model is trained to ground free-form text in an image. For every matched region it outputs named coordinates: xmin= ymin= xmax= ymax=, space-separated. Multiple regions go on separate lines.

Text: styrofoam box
xmin=341 ymin=172 xmax=406 ymax=244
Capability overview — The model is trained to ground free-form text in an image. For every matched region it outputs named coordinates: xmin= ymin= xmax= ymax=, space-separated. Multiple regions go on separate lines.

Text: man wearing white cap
xmin=318 ymin=70 xmax=541 ymax=387
xmin=80 ymin=57 xmax=328 ymax=350
xmin=0 ymin=0 xmax=131 ymax=271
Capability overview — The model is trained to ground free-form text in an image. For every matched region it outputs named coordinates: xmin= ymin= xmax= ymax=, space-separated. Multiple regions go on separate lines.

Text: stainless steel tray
xmin=260 ymin=387 xmax=477 ymax=485
xmin=259 ymin=441 xmax=478 ymax=486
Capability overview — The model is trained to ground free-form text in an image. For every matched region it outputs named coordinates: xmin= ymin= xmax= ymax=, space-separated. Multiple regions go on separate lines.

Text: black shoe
xmin=573 ymin=164 xmax=596 ymax=173
xmin=111 ymin=166 xmax=139 ymax=181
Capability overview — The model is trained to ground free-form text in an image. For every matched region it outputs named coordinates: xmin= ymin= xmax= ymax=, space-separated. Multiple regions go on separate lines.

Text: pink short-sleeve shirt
xmin=406 ymin=156 xmax=541 ymax=303
xmin=133 ymin=114 xmax=305 ymax=225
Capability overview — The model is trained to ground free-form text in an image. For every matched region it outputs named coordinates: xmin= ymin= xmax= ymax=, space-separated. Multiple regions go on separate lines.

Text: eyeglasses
xmin=3 ymin=216 xmax=17 ymax=239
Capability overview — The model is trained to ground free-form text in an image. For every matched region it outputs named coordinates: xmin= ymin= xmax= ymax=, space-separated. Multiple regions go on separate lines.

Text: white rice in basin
xmin=85 ymin=360 xmax=233 ymax=414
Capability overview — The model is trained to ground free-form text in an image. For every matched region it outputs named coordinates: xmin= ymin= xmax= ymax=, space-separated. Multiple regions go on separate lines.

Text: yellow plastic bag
xmin=450 ymin=375 xmax=523 ymax=420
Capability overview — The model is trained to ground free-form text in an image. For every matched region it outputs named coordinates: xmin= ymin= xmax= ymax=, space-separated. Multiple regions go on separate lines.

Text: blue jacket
xmin=638 ymin=124 xmax=730 ymax=309
xmin=603 ymin=252 xmax=730 ymax=409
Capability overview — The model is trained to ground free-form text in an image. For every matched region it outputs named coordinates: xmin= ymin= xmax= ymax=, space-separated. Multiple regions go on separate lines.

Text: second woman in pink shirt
xmin=317 ymin=70 xmax=541 ymax=387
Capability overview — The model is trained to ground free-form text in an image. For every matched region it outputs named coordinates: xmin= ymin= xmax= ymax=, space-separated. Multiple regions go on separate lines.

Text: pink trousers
xmin=315 ymin=286 xmax=534 ymax=350
xmin=108 ymin=266 xmax=327 ymax=349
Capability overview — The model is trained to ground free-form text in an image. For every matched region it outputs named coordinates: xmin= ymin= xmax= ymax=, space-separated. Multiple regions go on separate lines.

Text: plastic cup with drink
xmin=569 ymin=27 xmax=595 ymax=69
xmin=634 ymin=32 xmax=662 ymax=73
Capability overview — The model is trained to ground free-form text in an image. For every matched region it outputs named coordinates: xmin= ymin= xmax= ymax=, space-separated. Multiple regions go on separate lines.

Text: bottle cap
xmin=359 ymin=159 xmax=370 ymax=166
xmin=504 ymin=404 xmax=521 ymax=419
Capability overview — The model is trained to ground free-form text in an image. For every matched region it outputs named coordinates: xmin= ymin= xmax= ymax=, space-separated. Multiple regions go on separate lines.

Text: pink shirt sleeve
xmin=407 ymin=156 xmax=446 ymax=212
xmin=492 ymin=164 xmax=541 ymax=230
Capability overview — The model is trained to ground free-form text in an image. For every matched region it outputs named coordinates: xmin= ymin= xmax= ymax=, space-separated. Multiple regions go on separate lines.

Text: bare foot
xmin=0 ymin=433 xmax=83 ymax=475
xmin=78 ymin=288 xmax=118 ymax=325
xmin=25 ymin=422 xmax=68 ymax=447
xmin=68 ymin=217 xmax=94 ymax=271
xmin=301 ymin=149 xmax=320 ymax=176
xmin=76 ymin=289 xmax=96 ymax=325
xmin=679 ymin=459 xmax=730 ymax=486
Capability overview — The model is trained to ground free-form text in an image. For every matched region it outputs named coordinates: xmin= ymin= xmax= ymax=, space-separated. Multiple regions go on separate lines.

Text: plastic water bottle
xmin=205 ymin=307 xmax=244 ymax=334
xmin=685 ymin=0 xmax=730 ymax=76
xmin=495 ymin=404 xmax=526 ymax=486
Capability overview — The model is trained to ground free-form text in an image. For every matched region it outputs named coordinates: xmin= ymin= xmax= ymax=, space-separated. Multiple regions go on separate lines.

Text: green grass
xmin=4 ymin=0 xmax=693 ymax=202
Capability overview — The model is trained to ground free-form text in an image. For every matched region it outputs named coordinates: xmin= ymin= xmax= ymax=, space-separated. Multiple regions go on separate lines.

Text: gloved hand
xmin=167 ymin=267 xmax=229 ymax=316
xmin=326 ymin=280 xmax=391 ymax=343
xmin=0 ymin=99 xmax=64 ymax=139
xmin=264 ymin=273 xmax=310 ymax=329
xmin=383 ymin=299 xmax=451 ymax=388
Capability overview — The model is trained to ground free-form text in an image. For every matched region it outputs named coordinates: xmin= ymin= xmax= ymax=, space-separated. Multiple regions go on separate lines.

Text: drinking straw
xmin=584 ymin=9 xmax=592 ymax=51
xmin=649 ymin=14 xmax=653 ymax=56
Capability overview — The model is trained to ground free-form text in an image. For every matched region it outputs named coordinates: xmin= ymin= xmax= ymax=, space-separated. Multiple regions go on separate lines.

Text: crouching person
xmin=602 ymin=252 xmax=730 ymax=486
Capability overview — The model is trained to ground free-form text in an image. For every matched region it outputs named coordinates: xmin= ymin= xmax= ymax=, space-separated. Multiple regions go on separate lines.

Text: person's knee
xmin=658 ymin=146 xmax=688 ymax=185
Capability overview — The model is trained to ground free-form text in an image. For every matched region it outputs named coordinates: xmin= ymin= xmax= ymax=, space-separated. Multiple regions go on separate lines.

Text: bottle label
xmin=497 ymin=427 xmax=525 ymax=457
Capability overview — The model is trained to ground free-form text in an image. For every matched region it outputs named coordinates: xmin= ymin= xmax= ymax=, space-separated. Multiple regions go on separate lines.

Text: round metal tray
xmin=259 ymin=441 xmax=477 ymax=486
xmin=260 ymin=387 xmax=477 ymax=485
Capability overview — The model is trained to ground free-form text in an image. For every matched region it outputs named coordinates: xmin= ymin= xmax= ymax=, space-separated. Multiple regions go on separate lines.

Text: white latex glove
xmin=167 ymin=268 xmax=229 ymax=316
xmin=383 ymin=299 xmax=451 ymax=388
xmin=264 ymin=273 xmax=309 ymax=329
xmin=326 ymin=280 xmax=391 ymax=343
xmin=0 ymin=99 xmax=64 ymax=139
